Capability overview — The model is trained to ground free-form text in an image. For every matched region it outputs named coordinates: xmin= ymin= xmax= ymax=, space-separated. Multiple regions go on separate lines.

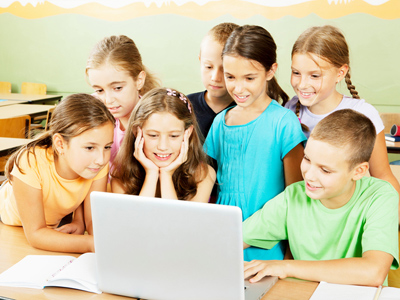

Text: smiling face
xmin=141 ymin=112 xmax=187 ymax=168
xmin=223 ymin=55 xmax=274 ymax=109
xmin=200 ymin=36 xmax=229 ymax=102
xmin=291 ymin=53 xmax=347 ymax=115
xmin=55 ymin=122 xmax=114 ymax=180
xmin=301 ymin=137 xmax=360 ymax=209
xmin=87 ymin=63 xmax=144 ymax=129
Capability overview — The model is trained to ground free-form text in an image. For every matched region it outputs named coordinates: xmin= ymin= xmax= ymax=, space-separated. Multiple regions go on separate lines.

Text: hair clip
xmin=166 ymin=88 xmax=177 ymax=97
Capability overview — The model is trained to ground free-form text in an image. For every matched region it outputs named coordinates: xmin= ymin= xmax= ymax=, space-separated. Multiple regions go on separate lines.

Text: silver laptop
xmin=91 ymin=192 xmax=277 ymax=300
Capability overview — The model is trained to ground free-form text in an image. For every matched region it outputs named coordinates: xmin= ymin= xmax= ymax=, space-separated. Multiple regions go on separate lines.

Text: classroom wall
xmin=0 ymin=0 xmax=399 ymax=116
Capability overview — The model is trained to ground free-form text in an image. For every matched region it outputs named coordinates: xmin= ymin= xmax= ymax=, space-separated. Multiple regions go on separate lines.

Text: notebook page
xmin=310 ymin=281 xmax=377 ymax=300
xmin=0 ymin=255 xmax=76 ymax=289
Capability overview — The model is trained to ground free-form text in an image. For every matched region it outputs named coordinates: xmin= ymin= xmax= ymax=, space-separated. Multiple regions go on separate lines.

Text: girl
xmin=204 ymin=25 xmax=306 ymax=261
xmin=0 ymin=94 xmax=115 ymax=253
xmin=285 ymin=25 xmax=400 ymax=219
xmin=86 ymin=35 xmax=160 ymax=163
xmin=111 ymin=88 xmax=216 ymax=202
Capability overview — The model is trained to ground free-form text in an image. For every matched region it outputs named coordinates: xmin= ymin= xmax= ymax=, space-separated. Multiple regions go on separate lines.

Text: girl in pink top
xmin=86 ymin=35 xmax=160 ymax=164
xmin=0 ymin=94 xmax=115 ymax=253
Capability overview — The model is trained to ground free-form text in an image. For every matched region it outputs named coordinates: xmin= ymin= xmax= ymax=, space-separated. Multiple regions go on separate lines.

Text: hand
xmin=134 ymin=127 xmax=159 ymax=173
xmin=244 ymin=260 xmax=290 ymax=283
xmin=160 ymin=129 xmax=190 ymax=175
xmin=55 ymin=222 xmax=84 ymax=235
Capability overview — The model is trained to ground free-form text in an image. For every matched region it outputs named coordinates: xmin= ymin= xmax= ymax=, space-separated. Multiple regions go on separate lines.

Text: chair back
xmin=380 ymin=113 xmax=400 ymax=134
xmin=0 ymin=82 xmax=11 ymax=93
xmin=0 ymin=115 xmax=31 ymax=138
xmin=21 ymin=82 xmax=47 ymax=95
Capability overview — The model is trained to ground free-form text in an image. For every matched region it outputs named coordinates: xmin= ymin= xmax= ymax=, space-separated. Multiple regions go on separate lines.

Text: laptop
xmin=91 ymin=192 xmax=278 ymax=300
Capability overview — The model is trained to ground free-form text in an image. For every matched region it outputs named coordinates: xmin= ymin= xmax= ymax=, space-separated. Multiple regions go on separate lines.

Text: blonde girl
xmin=0 ymin=94 xmax=115 ymax=253
xmin=285 ymin=25 xmax=400 ymax=220
xmin=112 ymin=88 xmax=216 ymax=202
xmin=204 ymin=25 xmax=306 ymax=262
xmin=86 ymin=35 xmax=160 ymax=163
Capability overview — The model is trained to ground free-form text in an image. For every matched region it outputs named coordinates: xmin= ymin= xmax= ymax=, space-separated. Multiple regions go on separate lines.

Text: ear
xmin=267 ymin=63 xmax=278 ymax=81
xmin=351 ymin=162 xmax=369 ymax=181
xmin=186 ymin=125 xmax=194 ymax=139
xmin=337 ymin=64 xmax=349 ymax=83
xmin=135 ymin=70 xmax=146 ymax=91
xmin=53 ymin=133 xmax=66 ymax=155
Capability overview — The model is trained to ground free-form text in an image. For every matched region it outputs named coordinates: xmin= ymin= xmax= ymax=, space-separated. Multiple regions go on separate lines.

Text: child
xmin=204 ymin=25 xmax=306 ymax=261
xmin=187 ymin=22 xmax=238 ymax=139
xmin=0 ymin=94 xmax=115 ymax=253
xmin=86 ymin=35 xmax=160 ymax=163
xmin=285 ymin=25 xmax=400 ymax=220
xmin=111 ymin=88 xmax=216 ymax=202
xmin=243 ymin=109 xmax=399 ymax=286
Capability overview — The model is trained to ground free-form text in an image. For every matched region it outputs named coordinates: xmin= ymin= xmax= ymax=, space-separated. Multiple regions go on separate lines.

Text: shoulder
xmin=356 ymin=177 xmax=398 ymax=208
xmin=284 ymin=96 xmax=299 ymax=112
xmin=187 ymin=91 xmax=205 ymax=104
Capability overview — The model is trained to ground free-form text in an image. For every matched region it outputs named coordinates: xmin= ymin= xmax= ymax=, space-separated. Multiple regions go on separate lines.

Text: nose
xmin=103 ymin=91 xmax=114 ymax=105
xmin=94 ymin=149 xmax=106 ymax=166
xmin=234 ymin=81 xmax=244 ymax=94
xmin=211 ymin=67 xmax=223 ymax=82
xmin=298 ymin=75 xmax=309 ymax=89
xmin=157 ymin=136 xmax=169 ymax=151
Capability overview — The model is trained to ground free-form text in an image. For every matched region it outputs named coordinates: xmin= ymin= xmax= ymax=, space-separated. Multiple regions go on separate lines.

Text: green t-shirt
xmin=243 ymin=177 xmax=399 ymax=270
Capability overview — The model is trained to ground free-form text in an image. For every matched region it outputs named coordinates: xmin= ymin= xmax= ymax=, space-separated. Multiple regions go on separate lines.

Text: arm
xmin=283 ymin=143 xmax=304 ymax=187
xmin=368 ymin=131 xmax=400 ymax=223
xmin=84 ymin=174 xmax=108 ymax=235
xmin=188 ymin=165 xmax=216 ymax=203
xmin=244 ymin=250 xmax=393 ymax=286
xmin=55 ymin=203 xmax=85 ymax=234
xmin=13 ymin=177 xmax=94 ymax=253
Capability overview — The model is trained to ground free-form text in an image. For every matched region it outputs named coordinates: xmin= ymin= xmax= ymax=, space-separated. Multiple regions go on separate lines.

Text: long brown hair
xmin=5 ymin=94 xmax=115 ymax=181
xmin=111 ymin=88 xmax=208 ymax=200
xmin=86 ymin=35 xmax=160 ymax=96
xmin=222 ymin=25 xmax=289 ymax=106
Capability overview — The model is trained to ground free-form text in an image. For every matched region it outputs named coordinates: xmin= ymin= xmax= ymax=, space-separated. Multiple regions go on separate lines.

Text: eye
xmin=147 ymin=134 xmax=158 ymax=138
xmin=321 ymin=168 xmax=331 ymax=174
xmin=105 ymin=145 xmax=112 ymax=150
xmin=85 ymin=146 xmax=94 ymax=151
xmin=246 ymin=77 xmax=255 ymax=81
xmin=291 ymin=70 xmax=300 ymax=76
xmin=311 ymin=74 xmax=321 ymax=79
xmin=303 ymin=155 xmax=310 ymax=162
xmin=225 ymin=75 xmax=234 ymax=80
xmin=95 ymin=89 xmax=103 ymax=94
xmin=170 ymin=134 xmax=180 ymax=138
xmin=205 ymin=65 xmax=212 ymax=69
xmin=114 ymin=86 xmax=123 ymax=91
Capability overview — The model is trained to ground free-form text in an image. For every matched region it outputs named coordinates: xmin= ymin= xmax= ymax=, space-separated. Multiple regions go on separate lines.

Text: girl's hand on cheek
xmin=134 ymin=127 xmax=159 ymax=173
xmin=160 ymin=129 xmax=190 ymax=176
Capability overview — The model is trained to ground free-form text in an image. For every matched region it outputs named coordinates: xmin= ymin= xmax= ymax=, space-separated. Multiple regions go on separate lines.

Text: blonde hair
xmin=86 ymin=35 xmax=160 ymax=96
xmin=112 ymin=88 xmax=209 ymax=200
xmin=5 ymin=94 xmax=115 ymax=180
xmin=208 ymin=22 xmax=239 ymax=46
xmin=310 ymin=109 xmax=375 ymax=169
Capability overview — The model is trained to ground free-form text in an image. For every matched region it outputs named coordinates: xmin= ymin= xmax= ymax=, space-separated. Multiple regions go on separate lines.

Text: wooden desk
xmin=0 ymin=137 xmax=33 ymax=156
xmin=387 ymin=140 xmax=400 ymax=154
xmin=0 ymin=93 xmax=62 ymax=107
xmin=0 ymin=222 xmax=318 ymax=299
xmin=0 ymin=104 xmax=55 ymax=119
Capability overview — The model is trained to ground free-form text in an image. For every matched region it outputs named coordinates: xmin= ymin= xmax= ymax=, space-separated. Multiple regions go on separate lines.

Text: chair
xmin=0 ymin=115 xmax=31 ymax=138
xmin=0 ymin=81 xmax=11 ymax=93
xmin=21 ymin=82 xmax=47 ymax=95
xmin=380 ymin=113 xmax=400 ymax=135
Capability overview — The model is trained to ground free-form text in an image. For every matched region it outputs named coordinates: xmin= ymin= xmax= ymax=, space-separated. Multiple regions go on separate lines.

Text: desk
xmin=0 ymin=223 xmax=318 ymax=299
xmin=387 ymin=141 xmax=400 ymax=154
xmin=0 ymin=94 xmax=62 ymax=107
xmin=0 ymin=137 xmax=33 ymax=156
xmin=0 ymin=104 xmax=55 ymax=119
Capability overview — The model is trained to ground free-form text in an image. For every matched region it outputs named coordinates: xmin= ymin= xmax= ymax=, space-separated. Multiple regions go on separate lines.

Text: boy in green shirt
xmin=243 ymin=109 xmax=399 ymax=286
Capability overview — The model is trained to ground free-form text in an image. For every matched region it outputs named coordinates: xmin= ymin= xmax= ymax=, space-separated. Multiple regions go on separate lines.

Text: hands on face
xmin=134 ymin=127 xmax=190 ymax=176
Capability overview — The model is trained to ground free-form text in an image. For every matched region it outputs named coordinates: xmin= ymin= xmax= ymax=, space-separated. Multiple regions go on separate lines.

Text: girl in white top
xmin=0 ymin=94 xmax=115 ymax=253
xmin=86 ymin=35 xmax=160 ymax=164
xmin=285 ymin=25 xmax=400 ymax=221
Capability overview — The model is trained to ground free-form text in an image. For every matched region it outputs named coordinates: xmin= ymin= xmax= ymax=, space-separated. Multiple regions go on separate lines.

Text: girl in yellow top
xmin=0 ymin=93 xmax=114 ymax=253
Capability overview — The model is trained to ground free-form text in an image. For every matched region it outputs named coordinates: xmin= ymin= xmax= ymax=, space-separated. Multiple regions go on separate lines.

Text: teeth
xmin=156 ymin=154 xmax=169 ymax=158
xmin=301 ymin=92 xmax=313 ymax=96
xmin=237 ymin=95 xmax=247 ymax=99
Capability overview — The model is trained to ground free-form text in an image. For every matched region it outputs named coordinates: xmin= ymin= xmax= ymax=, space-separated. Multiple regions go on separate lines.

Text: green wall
xmin=0 ymin=12 xmax=399 ymax=115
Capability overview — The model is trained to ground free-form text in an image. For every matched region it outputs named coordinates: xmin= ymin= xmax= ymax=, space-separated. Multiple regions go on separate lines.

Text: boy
xmin=188 ymin=22 xmax=238 ymax=139
xmin=243 ymin=109 xmax=399 ymax=286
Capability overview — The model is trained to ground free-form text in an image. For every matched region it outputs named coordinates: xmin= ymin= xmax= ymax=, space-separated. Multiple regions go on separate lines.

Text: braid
xmin=295 ymin=100 xmax=310 ymax=132
xmin=344 ymin=73 xmax=360 ymax=99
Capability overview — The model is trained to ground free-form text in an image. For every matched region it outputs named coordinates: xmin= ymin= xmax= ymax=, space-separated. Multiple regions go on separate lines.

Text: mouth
xmin=88 ymin=166 xmax=102 ymax=173
xmin=209 ymin=84 xmax=223 ymax=90
xmin=306 ymin=181 xmax=321 ymax=191
xmin=234 ymin=94 xmax=249 ymax=103
xmin=107 ymin=105 xmax=121 ymax=113
xmin=298 ymin=90 xmax=315 ymax=99
xmin=154 ymin=153 xmax=172 ymax=161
